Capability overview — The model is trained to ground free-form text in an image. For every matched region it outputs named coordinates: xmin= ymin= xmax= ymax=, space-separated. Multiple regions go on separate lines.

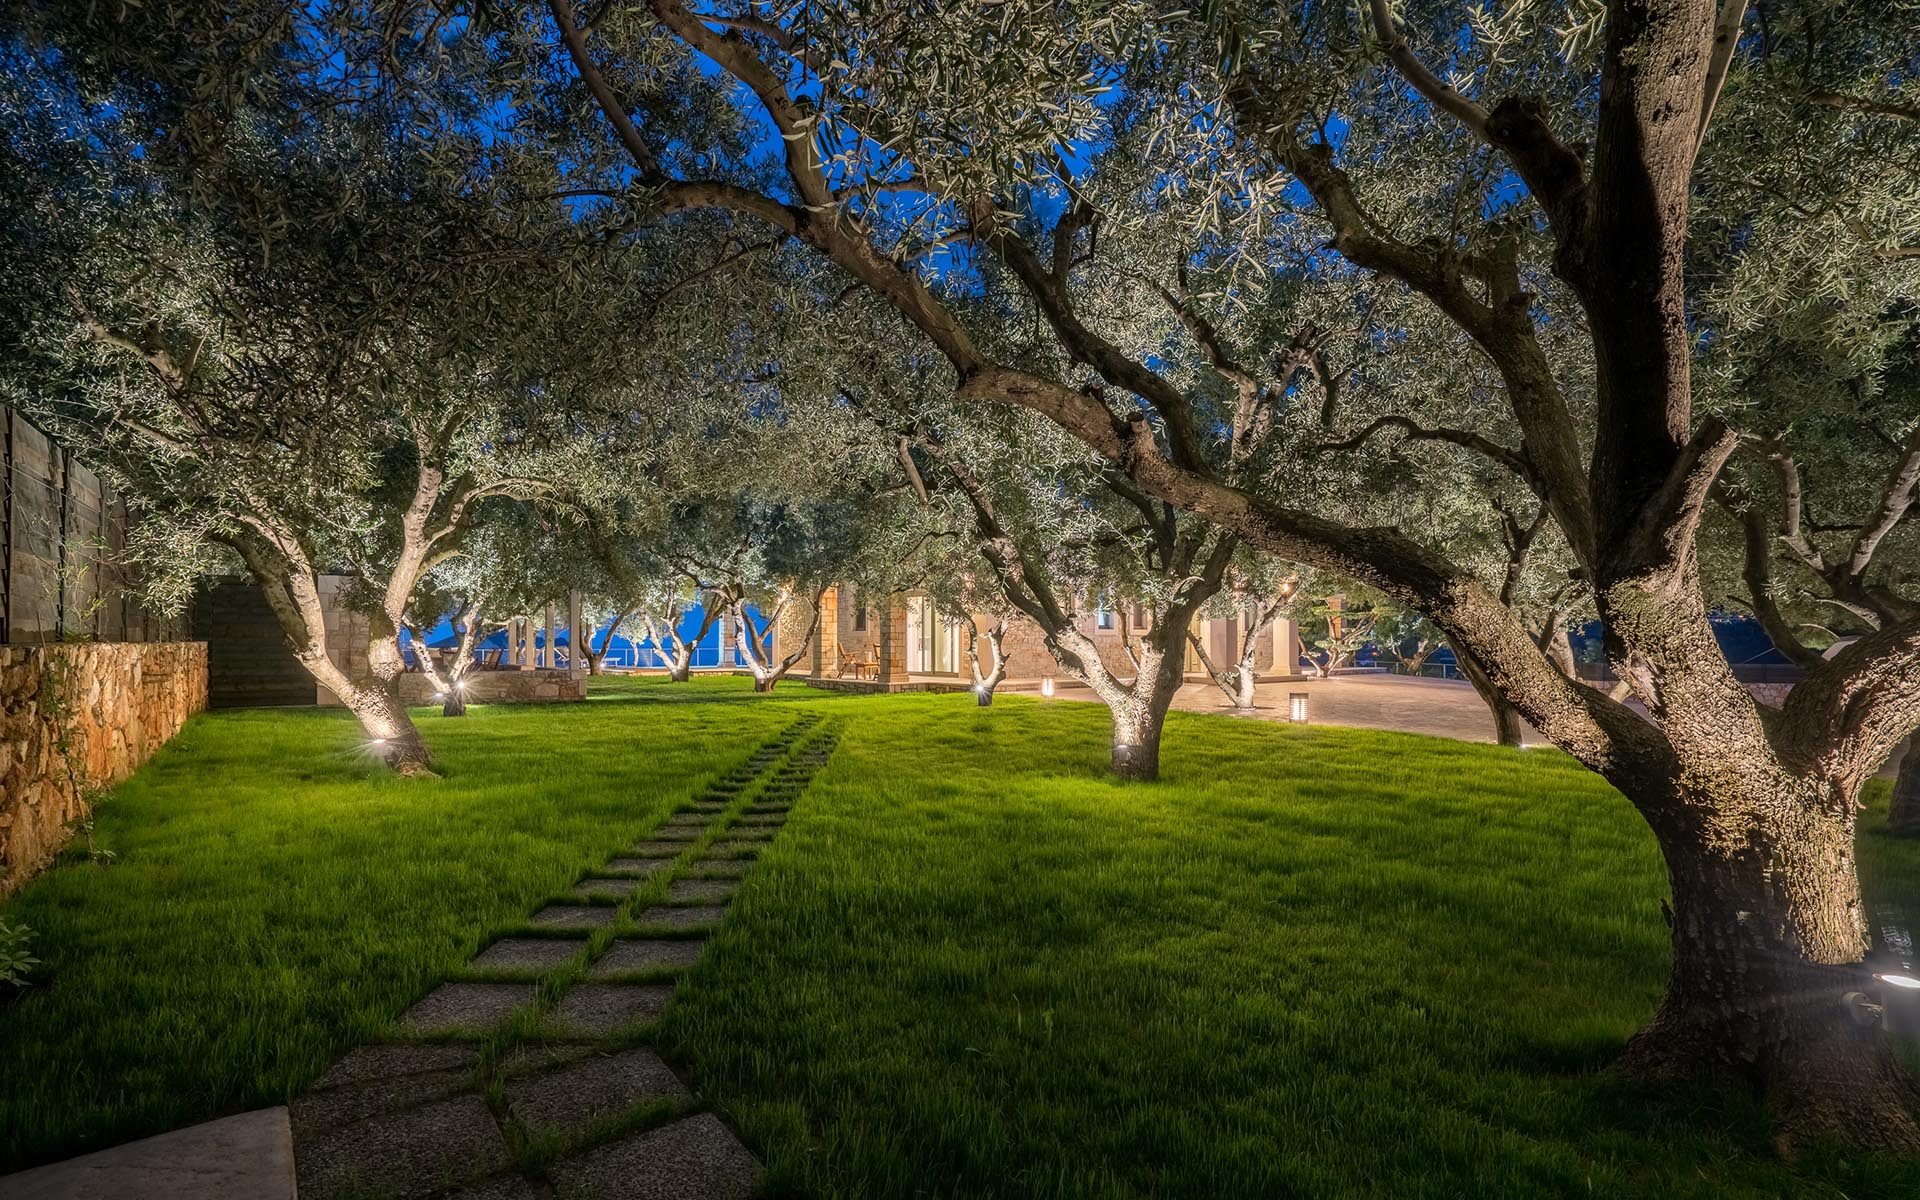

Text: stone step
xmin=0 ymin=1107 xmax=296 ymax=1199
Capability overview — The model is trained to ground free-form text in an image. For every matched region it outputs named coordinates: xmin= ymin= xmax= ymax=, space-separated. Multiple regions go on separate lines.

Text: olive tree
xmin=500 ymin=0 xmax=1920 ymax=1144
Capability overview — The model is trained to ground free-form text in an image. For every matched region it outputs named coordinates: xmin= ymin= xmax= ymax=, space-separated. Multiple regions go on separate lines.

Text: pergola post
xmin=567 ymin=590 xmax=586 ymax=678
xmin=517 ymin=617 xmax=533 ymax=671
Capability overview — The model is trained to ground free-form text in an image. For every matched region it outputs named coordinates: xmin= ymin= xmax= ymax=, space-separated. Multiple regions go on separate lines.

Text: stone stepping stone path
xmin=666 ymin=879 xmax=740 ymax=903
xmin=542 ymin=982 xmax=676 ymax=1038
xmin=548 ymin=1114 xmax=761 ymax=1200
xmin=604 ymin=856 xmax=673 ymax=875
xmin=635 ymin=904 xmax=730 ymax=931
xmin=291 ymin=716 xmax=840 ymax=1199
xmin=398 ymin=983 xmax=538 ymax=1035
xmin=532 ymin=904 xmax=618 ymax=930
xmin=683 ymin=859 xmax=751 ymax=879
xmin=589 ymin=937 xmax=709 ymax=977
xmin=470 ymin=937 xmax=587 ymax=972
xmin=505 ymin=1046 xmax=689 ymax=1132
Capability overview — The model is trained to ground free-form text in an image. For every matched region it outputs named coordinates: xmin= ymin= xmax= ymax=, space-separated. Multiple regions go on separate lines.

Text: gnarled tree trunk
xmin=1625 ymin=782 xmax=1920 ymax=1152
xmin=1450 ymin=638 xmax=1526 ymax=747
xmin=966 ymin=614 xmax=1009 ymax=704
xmin=1057 ymin=621 xmax=1189 ymax=782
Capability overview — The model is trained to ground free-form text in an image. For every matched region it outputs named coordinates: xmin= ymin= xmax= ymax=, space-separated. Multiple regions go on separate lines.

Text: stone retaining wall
xmin=395 ymin=669 xmax=586 ymax=705
xmin=0 ymin=641 xmax=207 ymax=895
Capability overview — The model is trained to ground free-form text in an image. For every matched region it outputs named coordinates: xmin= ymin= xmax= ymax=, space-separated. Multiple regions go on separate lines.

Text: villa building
xmin=776 ymin=584 xmax=1304 ymax=691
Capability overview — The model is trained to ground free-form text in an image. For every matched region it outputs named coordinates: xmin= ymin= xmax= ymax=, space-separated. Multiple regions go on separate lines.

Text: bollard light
xmin=1041 ymin=674 xmax=1055 ymax=698
xmin=1289 ymin=692 xmax=1309 ymax=723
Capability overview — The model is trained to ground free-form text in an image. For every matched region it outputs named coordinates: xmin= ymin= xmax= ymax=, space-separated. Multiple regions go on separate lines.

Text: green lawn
xmin=0 ymin=678 xmax=799 ymax=1169
xmin=2 ymin=675 xmax=1915 ymax=1197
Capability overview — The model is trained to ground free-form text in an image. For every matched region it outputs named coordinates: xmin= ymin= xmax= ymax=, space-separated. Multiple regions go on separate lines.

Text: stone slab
xmin=631 ymin=841 xmax=690 ymax=858
xmin=495 ymin=1042 xmax=600 ymax=1079
xmin=573 ymin=877 xmax=645 ymax=899
xmin=685 ymin=859 xmax=750 ymax=879
xmin=649 ymin=827 xmax=701 ymax=842
xmin=505 ymin=1047 xmax=689 ymax=1134
xmin=664 ymin=814 xmax=709 ymax=827
xmin=702 ymin=842 xmax=762 ymax=858
xmin=543 ymin=983 xmax=675 ymax=1037
xmin=533 ymin=905 xmax=618 ymax=929
xmin=295 ymin=1094 xmax=509 ymax=1200
xmin=313 ymin=1043 xmax=478 ymax=1092
xmin=605 ymin=857 xmax=673 ymax=875
xmin=548 ymin=1112 xmax=762 ymax=1200
xmin=442 ymin=1177 xmax=548 ymax=1200
xmin=396 ymin=982 xmax=536 ymax=1035
xmin=635 ymin=905 xmax=729 ymax=931
xmin=0 ymin=1107 xmax=294 ymax=1200
xmin=665 ymin=879 xmax=739 ymax=903
xmin=471 ymin=937 xmax=587 ymax=971
xmin=293 ymin=1064 xmax=474 ymax=1135
xmin=589 ymin=938 xmax=708 ymax=976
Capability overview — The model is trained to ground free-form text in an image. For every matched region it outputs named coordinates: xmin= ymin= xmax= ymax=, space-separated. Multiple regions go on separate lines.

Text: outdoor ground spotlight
xmin=1289 ymin=692 xmax=1309 ymax=723
xmin=1041 ymin=674 xmax=1055 ymax=698
xmin=974 ymin=684 xmax=991 ymax=707
xmin=1878 ymin=972 xmax=1920 ymax=1037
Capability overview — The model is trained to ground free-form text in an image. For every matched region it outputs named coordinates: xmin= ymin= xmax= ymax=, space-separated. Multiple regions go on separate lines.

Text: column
xmin=813 ymin=586 xmax=840 ymax=678
xmin=518 ymin=617 xmax=534 ymax=671
xmin=567 ymin=590 xmax=586 ymax=678
xmin=1269 ymin=617 xmax=1301 ymax=675
xmin=875 ymin=596 xmax=909 ymax=683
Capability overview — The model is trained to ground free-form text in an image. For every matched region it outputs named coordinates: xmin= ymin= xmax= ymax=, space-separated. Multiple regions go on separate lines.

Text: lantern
xmin=1289 ymin=692 xmax=1309 ymax=723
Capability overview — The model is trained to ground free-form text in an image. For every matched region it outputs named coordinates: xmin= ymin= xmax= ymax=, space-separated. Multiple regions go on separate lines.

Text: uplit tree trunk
xmin=1624 ymin=777 xmax=1920 ymax=1150
xmin=583 ymin=608 xmax=629 ymax=675
xmin=1892 ymin=741 xmax=1920 ymax=836
xmin=665 ymin=644 xmax=693 ymax=682
xmin=1053 ymin=615 xmax=1194 ymax=782
xmin=1450 ymin=638 xmax=1526 ymax=747
xmin=412 ymin=645 xmax=466 ymax=717
xmin=435 ymin=597 xmax=487 ymax=718
xmin=734 ymin=587 xmax=825 ymax=692
xmin=1190 ymin=599 xmax=1282 ymax=711
xmin=965 ymin=613 xmax=1010 ymax=704
xmin=229 ymin=530 xmax=437 ymax=776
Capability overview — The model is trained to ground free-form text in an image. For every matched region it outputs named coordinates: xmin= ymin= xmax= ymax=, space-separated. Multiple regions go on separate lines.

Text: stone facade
xmin=781 ymin=585 xmax=1304 ymax=685
xmin=0 ymin=641 xmax=208 ymax=895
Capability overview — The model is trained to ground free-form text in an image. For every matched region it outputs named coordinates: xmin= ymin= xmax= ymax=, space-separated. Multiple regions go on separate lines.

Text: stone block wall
xmin=396 ymin=669 xmax=585 ymax=705
xmin=0 ymin=641 xmax=208 ymax=895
